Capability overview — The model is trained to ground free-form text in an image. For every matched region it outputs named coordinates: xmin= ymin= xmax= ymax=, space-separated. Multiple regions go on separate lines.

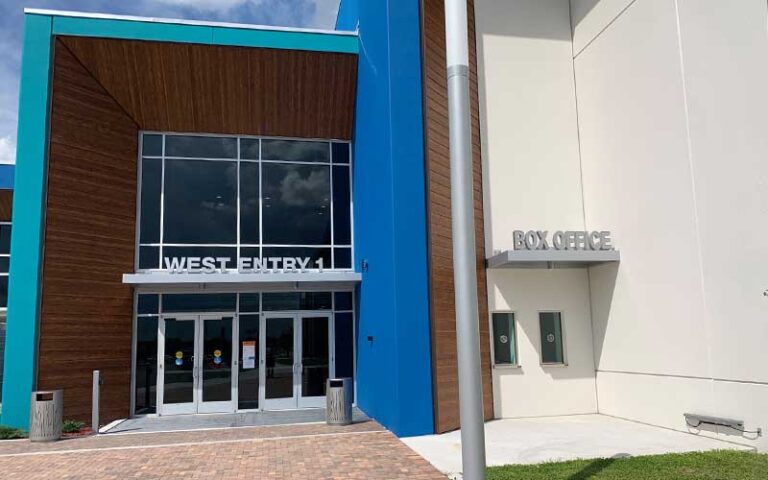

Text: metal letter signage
xmin=163 ymin=256 xmax=324 ymax=274
xmin=512 ymin=230 xmax=614 ymax=251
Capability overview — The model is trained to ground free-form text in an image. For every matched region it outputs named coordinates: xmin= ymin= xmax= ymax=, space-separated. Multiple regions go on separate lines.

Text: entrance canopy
xmin=487 ymin=249 xmax=620 ymax=269
xmin=123 ymin=272 xmax=362 ymax=291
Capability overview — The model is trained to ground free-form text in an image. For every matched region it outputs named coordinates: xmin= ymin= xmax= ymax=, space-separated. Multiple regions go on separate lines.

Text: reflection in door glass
xmin=202 ymin=317 xmax=233 ymax=402
xmin=238 ymin=314 xmax=260 ymax=409
xmin=163 ymin=319 xmax=195 ymax=404
xmin=302 ymin=317 xmax=329 ymax=397
xmin=266 ymin=318 xmax=294 ymax=399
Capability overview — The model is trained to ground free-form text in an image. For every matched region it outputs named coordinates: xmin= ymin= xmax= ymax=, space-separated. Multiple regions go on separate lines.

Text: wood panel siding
xmin=0 ymin=190 xmax=12 ymax=221
xmin=60 ymin=37 xmax=358 ymax=140
xmin=421 ymin=0 xmax=494 ymax=433
xmin=37 ymin=40 xmax=140 ymax=423
xmin=36 ymin=36 xmax=358 ymax=424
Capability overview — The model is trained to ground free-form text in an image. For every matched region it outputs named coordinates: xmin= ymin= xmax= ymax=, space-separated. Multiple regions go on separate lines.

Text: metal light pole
xmin=444 ymin=0 xmax=487 ymax=479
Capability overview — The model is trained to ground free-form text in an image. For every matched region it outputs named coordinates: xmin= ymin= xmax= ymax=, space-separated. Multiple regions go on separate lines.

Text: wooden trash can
xmin=29 ymin=390 xmax=63 ymax=442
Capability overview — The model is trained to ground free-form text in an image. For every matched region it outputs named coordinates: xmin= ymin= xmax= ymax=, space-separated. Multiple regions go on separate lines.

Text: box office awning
xmin=123 ymin=272 xmax=362 ymax=291
xmin=487 ymin=249 xmax=620 ymax=269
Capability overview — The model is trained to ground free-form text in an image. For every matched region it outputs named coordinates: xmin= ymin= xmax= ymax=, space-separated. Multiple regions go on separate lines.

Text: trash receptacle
xmin=326 ymin=378 xmax=353 ymax=426
xmin=29 ymin=390 xmax=63 ymax=442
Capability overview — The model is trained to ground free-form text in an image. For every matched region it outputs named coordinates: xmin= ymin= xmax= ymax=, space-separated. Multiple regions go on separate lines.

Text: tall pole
xmin=444 ymin=1 xmax=487 ymax=479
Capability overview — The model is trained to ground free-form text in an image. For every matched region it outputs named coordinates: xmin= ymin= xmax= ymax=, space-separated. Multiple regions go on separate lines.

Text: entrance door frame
xmin=261 ymin=311 xmax=334 ymax=410
xmin=157 ymin=313 xmax=238 ymax=416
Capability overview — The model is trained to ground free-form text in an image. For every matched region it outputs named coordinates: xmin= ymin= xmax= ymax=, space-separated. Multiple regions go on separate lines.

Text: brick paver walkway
xmin=0 ymin=421 xmax=446 ymax=479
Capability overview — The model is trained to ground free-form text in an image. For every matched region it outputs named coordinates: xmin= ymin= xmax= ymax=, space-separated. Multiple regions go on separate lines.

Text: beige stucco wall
xmin=475 ymin=0 xmax=597 ymax=419
xmin=477 ymin=0 xmax=768 ymax=450
xmin=574 ymin=0 xmax=768 ymax=451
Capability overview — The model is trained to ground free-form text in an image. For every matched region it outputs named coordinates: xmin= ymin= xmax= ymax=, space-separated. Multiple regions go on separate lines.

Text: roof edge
xmin=25 ymin=8 xmax=358 ymax=37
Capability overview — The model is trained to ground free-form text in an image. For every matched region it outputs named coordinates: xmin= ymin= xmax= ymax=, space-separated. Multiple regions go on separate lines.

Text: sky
xmin=0 ymin=0 xmax=342 ymax=165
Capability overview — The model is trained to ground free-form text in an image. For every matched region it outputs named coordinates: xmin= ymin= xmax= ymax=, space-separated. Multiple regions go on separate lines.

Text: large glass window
xmin=492 ymin=312 xmax=517 ymax=365
xmin=137 ymin=133 xmax=353 ymax=271
xmin=0 ymin=222 xmax=10 ymax=309
xmin=539 ymin=312 xmax=565 ymax=365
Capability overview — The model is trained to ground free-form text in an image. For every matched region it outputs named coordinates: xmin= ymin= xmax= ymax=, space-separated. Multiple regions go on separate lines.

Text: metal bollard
xmin=92 ymin=370 xmax=102 ymax=435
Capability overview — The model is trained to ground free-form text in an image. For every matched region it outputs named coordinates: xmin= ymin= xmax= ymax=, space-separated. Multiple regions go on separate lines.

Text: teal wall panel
xmin=51 ymin=15 xmax=358 ymax=54
xmin=0 ymin=14 xmax=54 ymax=429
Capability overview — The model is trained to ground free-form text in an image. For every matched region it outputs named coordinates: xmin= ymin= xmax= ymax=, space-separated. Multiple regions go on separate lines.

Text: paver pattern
xmin=0 ymin=421 xmax=446 ymax=480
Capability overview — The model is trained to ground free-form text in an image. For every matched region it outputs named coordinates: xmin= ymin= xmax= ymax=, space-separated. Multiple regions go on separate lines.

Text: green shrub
xmin=0 ymin=425 xmax=27 ymax=439
xmin=62 ymin=420 xmax=86 ymax=434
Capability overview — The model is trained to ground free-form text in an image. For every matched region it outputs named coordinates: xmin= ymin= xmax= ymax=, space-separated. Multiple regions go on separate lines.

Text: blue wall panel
xmin=354 ymin=0 xmax=434 ymax=436
xmin=0 ymin=15 xmax=53 ymax=429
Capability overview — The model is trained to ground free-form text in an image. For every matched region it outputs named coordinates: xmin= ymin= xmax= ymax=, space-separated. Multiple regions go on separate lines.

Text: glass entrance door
xmin=159 ymin=315 xmax=236 ymax=415
xmin=262 ymin=313 xmax=332 ymax=410
xmin=263 ymin=315 xmax=297 ymax=410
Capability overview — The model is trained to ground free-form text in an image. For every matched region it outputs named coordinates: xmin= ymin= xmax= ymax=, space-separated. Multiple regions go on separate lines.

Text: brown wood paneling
xmin=60 ymin=37 xmax=358 ymax=140
xmin=421 ymin=0 xmax=494 ymax=433
xmin=0 ymin=190 xmax=12 ymax=221
xmin=36 ymin=36 xmax=358 ymax=424
xmin=37 ymin=39 xmax=139 ymax=423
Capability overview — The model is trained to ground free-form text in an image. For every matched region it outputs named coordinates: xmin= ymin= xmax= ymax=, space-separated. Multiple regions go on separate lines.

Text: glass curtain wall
xmin=137 ymin=133 xmax=353 ymax=271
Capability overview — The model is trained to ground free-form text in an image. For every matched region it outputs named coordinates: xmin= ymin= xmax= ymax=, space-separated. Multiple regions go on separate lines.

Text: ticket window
xmin=539 ymin=312 xmax=565 ymax=365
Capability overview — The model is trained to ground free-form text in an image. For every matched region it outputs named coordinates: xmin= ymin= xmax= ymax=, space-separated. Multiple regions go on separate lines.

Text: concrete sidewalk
xmin=402 ymin=414 xmax=751 ymax=476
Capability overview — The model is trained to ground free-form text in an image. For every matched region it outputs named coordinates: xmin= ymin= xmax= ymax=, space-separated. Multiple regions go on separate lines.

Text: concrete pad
xmin=402 ymin=414 xmax=752 ymax=475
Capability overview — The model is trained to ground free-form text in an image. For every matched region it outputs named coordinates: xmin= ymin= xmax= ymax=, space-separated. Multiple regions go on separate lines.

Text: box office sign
xmin=513 ymin=230 xmax=614 ymax=251
xmin=163 ymin=256 xmax=325 ymax=274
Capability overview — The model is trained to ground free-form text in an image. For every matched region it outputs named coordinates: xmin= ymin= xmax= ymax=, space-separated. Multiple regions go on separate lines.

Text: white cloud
xmin=0 ymin=136 xmax=15 ymax=165
xmin=151 ymin=0 xmax=261 ymax=12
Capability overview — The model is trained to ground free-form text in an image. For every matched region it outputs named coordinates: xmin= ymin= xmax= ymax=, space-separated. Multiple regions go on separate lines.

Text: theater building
xmin=3 ymin=0 xmax=768 ymax=452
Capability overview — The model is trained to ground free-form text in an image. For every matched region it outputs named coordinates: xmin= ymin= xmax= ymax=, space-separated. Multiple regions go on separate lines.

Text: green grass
xmin=487 ymin=450 xmax=768 ymax=480
xmin=0 ymin=425 xmax=27 ymax=440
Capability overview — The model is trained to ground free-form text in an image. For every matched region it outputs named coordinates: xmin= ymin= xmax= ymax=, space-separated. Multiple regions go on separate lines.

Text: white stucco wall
xmin=475 ymin=0 xmax=597 ymax=419
xmin=488 ymin=269 xmax=598 ymax=417
xmin=477 ymin=0 xmax=768 ymax=450
xmin=573 ymin=0 xmax=768 ymax=450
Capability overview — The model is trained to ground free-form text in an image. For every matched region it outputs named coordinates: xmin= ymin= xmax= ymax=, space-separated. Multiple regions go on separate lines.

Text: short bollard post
xmin=92 ymin=370 xmax=101 ymax=435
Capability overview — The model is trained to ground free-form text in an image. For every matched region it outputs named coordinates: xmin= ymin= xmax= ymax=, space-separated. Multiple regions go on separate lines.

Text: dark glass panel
xmin=163 ymin=159 xmax=237 ymax=244
xmin=134 ymin=316 xmax=158 ymax=414
xmin=334 ymin=312 xmax=354 ymax=381
xmin=139 ymin=246 xmax=160 ymax=270
xmin=540 ymin=312 xmax=564 ymax=364
xmin=137 ymin=294 xmax=159 ymax=315
xmin=0 ymin=257 xmax=8 ymax=273
xmin=334 ymin=248 xmax=352 ymax=270
xmin=165 ymin=135 xmax=237 ymax=158
xmin=262 ymin=247 xmax=331 ymax=271
xmin=262 ymin=292 xmax=332 ymax=311
xmin=265 ymin=317 xmax=294 ymax=399
xmin=262 ymin=164 xmax=331 ymax=245
xmin=202 ymin=317 xmax=233 ymax=402
xmin=141 ymin=134 xmax=162 ymax=156
xmin=239 ymin=293 xmax=260 ymax=313
xmin=240 ymin=162 xmax=260 ymax=244
xmin=238 ymin=314 xmax=260 ymax=409
xmin=492 ymin=313 xmax=516 ymax=365
xmin=334 ymin=292 xmax=353 ymax=312
xmin=139 ymin=158 xmax=162 ymax=243
xmin=262 ymin=139 xmax=329 ymax=163
xmin=161 ymin=294 xmax=237 ymax=313
xmin=240 ymin=138 xmax=260 ymax=160
xmin=162 ymin=247 xmax=236 ymax=270
xmin=0 ymin=225 xmax=10 ymax=254
xmin=163 ymin=319 xmax=195 ymax=404
xmin=332 ymin=166 xmax=351 ymax=245
xmin=0 ymin=276 xmax=7 ymax=309
xmin=331 ymin=142 xmax=350 ymax=164
xmin=301 ymin=316 xmax=329 ymax=397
